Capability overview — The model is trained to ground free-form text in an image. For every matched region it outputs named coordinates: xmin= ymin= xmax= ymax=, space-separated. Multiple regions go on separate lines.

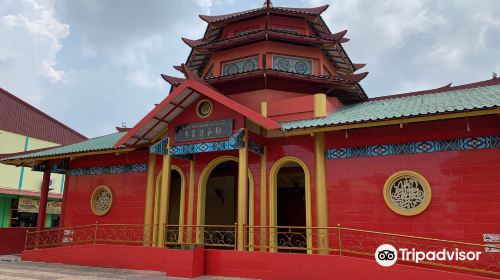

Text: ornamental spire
xmin=263 ymin=0 xmax=272 ymax=8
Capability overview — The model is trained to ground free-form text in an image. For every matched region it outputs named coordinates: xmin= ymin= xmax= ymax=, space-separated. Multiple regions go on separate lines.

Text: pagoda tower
xmin=162 ymin=1 xmax=368 ymax=109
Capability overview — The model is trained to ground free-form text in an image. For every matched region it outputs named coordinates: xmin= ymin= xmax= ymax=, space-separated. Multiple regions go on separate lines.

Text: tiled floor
xmin=0 ymin=255 xmax=254 ymax=280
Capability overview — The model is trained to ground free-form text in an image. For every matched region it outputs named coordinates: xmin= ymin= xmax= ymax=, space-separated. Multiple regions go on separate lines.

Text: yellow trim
xmin=195 ymin=155 xmax=255 ymax=246
xmin=186 ymin=156 xmax=195 ymax=243
xmin=237 ymin=129 xmax=248 ymax=251
xmin=196 ymin=99 xmax=213 ymax=119
xmin=259 ymin=146 xmax=267 ymax=251
xmin=157 ymin=141 xmax=171 ymax=247
xmin=269 ymin=156 xmax=313 ymax=254
xmin=2 ymin=148 xmax=137 ymax=166
xmin=383 ymin=170 xmax=432 ymax=216
xmin=143 ymin=153 xmax=157 ymax=246
xmin=313 ymin=93 xmax=327 ymax=118
xmin=314 ymin=132 xmax=329 ymax=254
xmin=154 ymin=165 xmax=186 ymax=243
xmin=280 ymin=108 xmax=500 ymax=137
xmin=90 ymin=185 xmax=113 ymax=216
xmin=260 ymin=101 xmax=268 ymax=117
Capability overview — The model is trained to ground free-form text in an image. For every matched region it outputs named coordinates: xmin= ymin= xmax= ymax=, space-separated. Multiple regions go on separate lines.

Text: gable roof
xmin=115 ymin=77 xmax=282 ymax=147
xmin=281 ymin=78 xmax=500 ymax=130
xmin=0 ymin=87 xmax=86 ymax=145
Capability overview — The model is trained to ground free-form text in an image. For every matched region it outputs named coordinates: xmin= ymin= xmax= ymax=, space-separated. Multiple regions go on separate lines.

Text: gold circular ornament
xmin=91 ymin=185 xmax=113 ymax=216
xmin=383 ymin=171 xmax=431 ymax=216
xmin=196 ymin=99 xmax=213 ymax=118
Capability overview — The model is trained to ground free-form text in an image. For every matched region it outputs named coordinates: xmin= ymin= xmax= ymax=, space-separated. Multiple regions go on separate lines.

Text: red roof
xmin=116 ymin=70 xmax=281 ymax=147
xmin=0 ymin=186 xmax=62 ymax=199
xmin=0 ymin=87 xmax=87 ymax=145
xmin=199 ymin=5 xmax=329 ymax=24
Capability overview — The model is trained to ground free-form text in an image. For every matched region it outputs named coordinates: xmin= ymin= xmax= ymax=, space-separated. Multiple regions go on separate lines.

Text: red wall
xmin=63 ymin=150 xmax=149 ymax=227
xmin=22 ymin=245 xmax=494 ymax=280
xmin=0 ymin=227 xmax=34 ymax=255
xmin=325 ymin=115 xmax=500 ymax=243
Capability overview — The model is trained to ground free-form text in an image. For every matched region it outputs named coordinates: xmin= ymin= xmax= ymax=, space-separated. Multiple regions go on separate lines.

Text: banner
xmin=18 ymin=197 xmax=62 ymax=215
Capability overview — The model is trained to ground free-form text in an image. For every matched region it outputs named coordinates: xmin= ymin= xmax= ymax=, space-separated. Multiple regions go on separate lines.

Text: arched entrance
xmin=197 ymin=156 xmax=254 ymax=248
xmin=270 ymin=157 xmax=312 ymax=253
xmin=154 ymin=166 xmax=185 ymax=245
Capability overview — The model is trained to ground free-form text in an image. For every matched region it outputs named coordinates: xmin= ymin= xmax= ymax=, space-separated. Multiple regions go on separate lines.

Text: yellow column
xmin=143 ymin=153 xmax=157 ymax=246
xmin=314 ymin=132 xmax=329 ymax=254
xmin=186 ymin=155 xmax=195 ymax=243
xmin=237 ymin=129 xmax=248 ymax=251
xmin=153 ymin=175 xmax=161 ymax=246
xmin=259 ymin=146 xmax=267 ymax=251
xmin=157 ymin=140 xmax=171 ymax=247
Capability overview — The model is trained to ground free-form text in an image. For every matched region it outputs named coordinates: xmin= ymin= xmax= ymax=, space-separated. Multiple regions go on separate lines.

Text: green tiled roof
xmin=2 ymin=132 xmax=126 ymax=162
xmin=281 ymin=84 xmax=500 ymax=130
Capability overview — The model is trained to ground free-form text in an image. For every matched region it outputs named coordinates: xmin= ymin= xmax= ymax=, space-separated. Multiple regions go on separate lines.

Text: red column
xmin=59 ymin=173 xmax=69 ymax=227
xmin=37 ymin=170 xmax=51 ymax=232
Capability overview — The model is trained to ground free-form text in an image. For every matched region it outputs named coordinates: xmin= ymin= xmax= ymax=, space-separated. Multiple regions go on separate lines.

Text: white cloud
xmin=0 ymin=0 xmax=69 ymax=104
xmin=309 ymin=0 xmax=500 ymax=96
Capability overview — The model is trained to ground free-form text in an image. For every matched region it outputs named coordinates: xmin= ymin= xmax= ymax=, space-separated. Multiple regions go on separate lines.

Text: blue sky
xmin=1 ymin=0 xmax=499 ymax=138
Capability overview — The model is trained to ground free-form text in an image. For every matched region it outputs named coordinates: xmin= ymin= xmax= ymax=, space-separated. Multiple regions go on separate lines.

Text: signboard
xmin=175 ymin=119 xmax=233 ymax=142
xmin=483 ymin=234 xmax=500 ymax=243
xmin=485 ymin=244 xmax=500 ymax=253
xmin=18 ymin=197 xmax=62 ymax=215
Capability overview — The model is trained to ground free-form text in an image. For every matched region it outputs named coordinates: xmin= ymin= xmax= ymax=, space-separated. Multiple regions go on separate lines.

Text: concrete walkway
xmin=0 ymin=255 xmax=254 ymax=280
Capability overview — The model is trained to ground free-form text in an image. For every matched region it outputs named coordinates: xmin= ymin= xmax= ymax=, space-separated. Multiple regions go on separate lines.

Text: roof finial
xmin=263 ymin=0 xmax=272 ymax=8
xmin=493 ymin=72 xmax=497 ymax=79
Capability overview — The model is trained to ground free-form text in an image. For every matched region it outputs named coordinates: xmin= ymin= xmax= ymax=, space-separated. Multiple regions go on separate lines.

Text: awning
xmin=0 ymin=187 xmax=63 ymax=199
xmin=116 ymin=77 xmax=281 ymax=147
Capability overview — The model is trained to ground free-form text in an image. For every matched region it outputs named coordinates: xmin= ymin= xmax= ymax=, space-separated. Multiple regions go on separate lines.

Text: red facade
xmin=4 ymin=2 xmax=500 ymax=279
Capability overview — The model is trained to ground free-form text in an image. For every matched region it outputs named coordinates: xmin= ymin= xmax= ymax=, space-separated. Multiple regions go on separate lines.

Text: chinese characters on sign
xmin=175 ymin=119 xmax=233 ymax=142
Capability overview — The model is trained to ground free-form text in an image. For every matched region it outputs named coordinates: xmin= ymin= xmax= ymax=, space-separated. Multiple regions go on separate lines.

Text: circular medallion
xmin=196 ymin=99 xmax=213 ymax=118
xmin=91 ymin=185 xmax=113 ymax=216
xmin=276 ymin=58 xmax=290 ymax=71
xmin=242 ymin=60 xmax=256 ymax=72
xmin=294 ymin=61 xmax=309 ymax=74
xmin=225 ymin=64 xmax=239 ymax=75
xmin=383 ymin=171 xmax=431 ymax=216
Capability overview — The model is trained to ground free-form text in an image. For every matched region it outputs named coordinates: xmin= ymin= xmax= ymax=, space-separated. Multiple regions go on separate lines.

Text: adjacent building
xmin=0 ymin=87 xmax=86 ymax=228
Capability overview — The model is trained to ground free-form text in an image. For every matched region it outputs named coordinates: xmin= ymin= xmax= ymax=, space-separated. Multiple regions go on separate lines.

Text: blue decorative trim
xmin=272 ymin=55 xmax=312 ymax=75
xmin=248 ymin=140 xmax=264 ymax=155
xmin=170 ymin=129 xmax=245 ymax=156
xmin=68 ymin=164 xmax=147 ymax=176
xmin=150 ymin=138 xmax=168 ymax=155
xmin=326 ymin=136 xmax=500 ymax=159
xmin=222 ymin=57 xmax=258 ymax=76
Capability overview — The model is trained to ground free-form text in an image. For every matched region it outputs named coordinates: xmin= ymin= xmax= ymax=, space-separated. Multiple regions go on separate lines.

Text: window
xmin=91 ymin=185 xmax=113 ymax=216
xmin=221 ymin=56 xmax=259 ymax=76
xmin=272 ymin=55 xmax=312 ymax=75
xmin=383 ymin=171 xmax=431 ymax=216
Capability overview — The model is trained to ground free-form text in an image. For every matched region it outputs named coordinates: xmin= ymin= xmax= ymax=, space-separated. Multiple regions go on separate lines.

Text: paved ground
xmin=0 ymin=255 xmax=253 ymax=280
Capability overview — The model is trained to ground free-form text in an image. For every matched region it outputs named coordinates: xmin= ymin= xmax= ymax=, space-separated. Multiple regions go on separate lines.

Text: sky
xmin=1 ymin=0 xmax=499 ymax=138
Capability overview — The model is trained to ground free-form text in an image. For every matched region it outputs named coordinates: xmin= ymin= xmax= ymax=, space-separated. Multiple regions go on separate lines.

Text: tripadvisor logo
xmin=375 ymin=244 xmax=482 ymax=267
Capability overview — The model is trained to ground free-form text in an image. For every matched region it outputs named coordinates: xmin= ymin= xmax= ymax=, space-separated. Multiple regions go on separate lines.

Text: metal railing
xmin=164 ymin=224 xmax=237 ymax=249
xmin=24 ymin=223 xmax=500 ymax=277
xmin=25 ymin=223 xmax=156 ymax=249
xmin=244 ymin=225 xmax=500 ymax=277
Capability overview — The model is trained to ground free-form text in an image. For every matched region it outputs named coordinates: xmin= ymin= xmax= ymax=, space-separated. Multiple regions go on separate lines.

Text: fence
xmin=24 ymin=223 xmax=500 ymax=277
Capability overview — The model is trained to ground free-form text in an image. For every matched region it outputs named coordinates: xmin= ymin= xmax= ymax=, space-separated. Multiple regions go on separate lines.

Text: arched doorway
xmin=154 ymin=166 xmax=185 ymax=245
xmin=270 ymin=157 xmax=312 ymax=253
xmin=197 ymin=156 xmax=254 ymax=248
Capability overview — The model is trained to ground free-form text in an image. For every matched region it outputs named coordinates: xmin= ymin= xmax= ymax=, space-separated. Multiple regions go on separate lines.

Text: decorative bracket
xmin=149 ymin=137 xmax=169 ymax=155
